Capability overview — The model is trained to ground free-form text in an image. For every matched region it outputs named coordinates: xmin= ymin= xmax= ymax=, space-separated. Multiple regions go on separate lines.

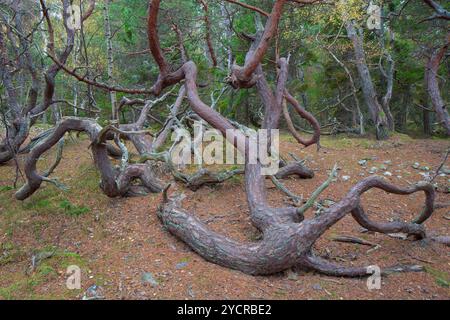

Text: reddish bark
xmin=284 ymin=91 xmax=321 ymax=147
xmin=228 ymin=0 xmax=287 ymax=89
xmin=199 ymin=0 xmax=218 ymax=67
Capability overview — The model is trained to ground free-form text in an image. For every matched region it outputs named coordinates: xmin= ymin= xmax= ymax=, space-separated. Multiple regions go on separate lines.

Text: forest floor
xmin=0 ymin=129 xmax=449 ymax=300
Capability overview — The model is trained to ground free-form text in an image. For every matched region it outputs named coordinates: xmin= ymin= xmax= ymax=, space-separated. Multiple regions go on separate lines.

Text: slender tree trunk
xmin=379 ymin=5 xmax=395 ymax=131
xmin=297 ymin=66 xmax=309 ymax=111
xmin=103 ymin=0 xmax=117 ymax=121
xmin=423 ymin=108 xmax=432 ymax=136
xmin=396 ymin=85 xmax=411 ymax=132
xmin=326 ymin=47 xmax=364 ymax=134
xmin=345 ymin=20 xmax=389 ymax=139
xmin=199 ymin=0 xmax=217 ymax=67
xmin=381 ymin=51 xmax=395 ymax=131
xmin=220 ymin=3 xmax=233 ymax=71
xmin=425 ymin=36 xmax=450 ymax=136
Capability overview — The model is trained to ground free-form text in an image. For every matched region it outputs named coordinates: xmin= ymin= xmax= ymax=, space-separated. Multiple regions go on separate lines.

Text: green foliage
xmin=59 ymin=199 xmax=90 ymax=217
xmin=2 ymin=0 xmax=448 ymax=140
xmin=0 ymin=186 xmax=14 ymax=192
xmin=425 ymin=266 xmax=450 ymax=288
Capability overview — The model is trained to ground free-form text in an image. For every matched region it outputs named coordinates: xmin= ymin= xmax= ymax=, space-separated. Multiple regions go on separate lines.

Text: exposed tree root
xmin=270 ymin=175 xmax=303 ymax=205
xmin=331 ymin=235 xmax=378 ymax=247
xmin=143 ymin=148 xmax=245 ymax=191
xmin=428 ymin=235 xmax=450 ymax=246
xmin=299 ymin=254 xmax=424 ymax=277
xmin=175 ymin=168 xmax=244 ymax=191
xmin=275 ymin=161 xmax=314 ymax=179
xmin=159 ymin=175 xmax=436 ymax=276
xmin=15 ymin=117 xmax=163 ymax=200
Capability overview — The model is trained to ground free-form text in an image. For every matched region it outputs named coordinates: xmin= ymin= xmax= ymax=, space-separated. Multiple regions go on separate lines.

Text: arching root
xmin=158 ymin=176 xmax=439 ymax=277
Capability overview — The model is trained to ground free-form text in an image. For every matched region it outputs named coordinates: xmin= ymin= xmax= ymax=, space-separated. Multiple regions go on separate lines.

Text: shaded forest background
xmin=1 ymin=0 xmax=448 ymax=138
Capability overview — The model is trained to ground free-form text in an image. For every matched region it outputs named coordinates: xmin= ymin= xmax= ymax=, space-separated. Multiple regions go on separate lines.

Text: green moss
xmin=59 ymin=199 xmax=90 ymax=216
xmin=0 ymin=186 xmax=14 ymax=192
xmin=23 ymin=199 xmax=51 ymax=210
xmin=179 ymin=256 xmax=191 ymax=264
xmin=0 ymin=268 xmax=55 ymax=299
xmin=425 ymin=266 xmax=450 ymax=288
xmin=0 ymin=247 xmax=89 ymax=299
xmin=36 ymin=264 xmax=57 ymax=277
xmin=0 ymin=242 xmax=25 ymax=266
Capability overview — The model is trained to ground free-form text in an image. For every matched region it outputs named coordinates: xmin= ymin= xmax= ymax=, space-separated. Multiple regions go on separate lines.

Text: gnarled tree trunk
xmin=15 ymin=117 xmax=163 ymax=200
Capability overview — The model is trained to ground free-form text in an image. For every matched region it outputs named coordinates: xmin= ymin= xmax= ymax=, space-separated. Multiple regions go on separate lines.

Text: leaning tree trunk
xmin=425 ymin=36 xmax=450 ymax=136
xmin=345 ymin=20 xmax=389 ymax=140
xmin=103 ymin=0 xmax=117 ymax=119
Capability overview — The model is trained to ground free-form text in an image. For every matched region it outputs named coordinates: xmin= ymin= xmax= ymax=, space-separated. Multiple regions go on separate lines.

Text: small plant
xmin=59 ymin=199 xmax=90 ymax=216
xmin=23 ymin=199 xmax=51 ymax=210
xmin=0 ymin=242 xmax=24 ymax=266
xmin=0 ymin=186 xmax=14 ymax=192
xmin=425 ymin=266 xmax=450 ymax=288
